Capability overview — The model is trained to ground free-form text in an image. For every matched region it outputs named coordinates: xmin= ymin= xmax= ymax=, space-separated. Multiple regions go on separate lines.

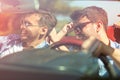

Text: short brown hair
xmin=22 ymin=10 xmax=57 ymax=36
xmin=71 ymin=6 xmax=108 ymax=30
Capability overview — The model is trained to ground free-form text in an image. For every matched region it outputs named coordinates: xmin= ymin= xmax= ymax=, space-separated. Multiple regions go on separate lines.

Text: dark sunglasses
xmin=74 ymin=21 xmax=91 ymax=32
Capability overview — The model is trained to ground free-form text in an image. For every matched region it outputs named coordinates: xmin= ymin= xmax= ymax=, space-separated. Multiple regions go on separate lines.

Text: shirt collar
xmin=35 ymin=40 xmax=49 ymax=48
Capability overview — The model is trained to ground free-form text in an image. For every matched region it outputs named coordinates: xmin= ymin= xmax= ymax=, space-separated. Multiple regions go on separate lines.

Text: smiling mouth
xmin=21 ymin=32 xmax=26 ymax=35
xmin=21 ymin=30 xmax=27 ymax=35
xmin=20 ymin=32 xmax=28 ymax=38
xmin=20 ymin=33 xmax=28 ymax=41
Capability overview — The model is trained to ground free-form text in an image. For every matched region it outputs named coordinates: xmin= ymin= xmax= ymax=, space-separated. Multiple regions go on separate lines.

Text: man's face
xmin=20 ymin=13 xmax=44 ymax=42
xmin=73 ymin=16 xmax=97 ymax=40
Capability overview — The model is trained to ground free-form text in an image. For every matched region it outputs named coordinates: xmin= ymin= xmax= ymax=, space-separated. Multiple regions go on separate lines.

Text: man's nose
xmin=20 ymin=24 xmax=26 ymax=29
xmin=74 ymin=29 xmax=81 ymax=35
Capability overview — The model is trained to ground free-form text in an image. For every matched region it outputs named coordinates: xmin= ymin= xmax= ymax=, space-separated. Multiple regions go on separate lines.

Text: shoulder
xmin=0 ymin=34 xmax=22 ymax=55
xmin=0 ymin=34 xmax=21 ymax=48
xmin=7 ymin=34 xmax=20 ymax=41
xmin=110 ymin=40 xmax=120 ymax=49
xmin=0 ymin=34 xmax=20 ymax=41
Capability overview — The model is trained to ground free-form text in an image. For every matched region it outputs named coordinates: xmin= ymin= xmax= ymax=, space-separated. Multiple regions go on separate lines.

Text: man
xmin=69 ymin=6 xmax=120 ymax=77
xmin=0 ymin=10 xmax=57 ymax=58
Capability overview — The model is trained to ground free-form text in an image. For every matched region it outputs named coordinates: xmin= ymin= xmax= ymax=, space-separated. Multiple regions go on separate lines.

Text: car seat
xmin=107 ymin=26 xmax=120 ymax=43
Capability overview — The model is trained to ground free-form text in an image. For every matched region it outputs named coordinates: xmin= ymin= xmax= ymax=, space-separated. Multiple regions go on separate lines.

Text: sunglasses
xmin=74 ymin=21 xmax=91 ymax=32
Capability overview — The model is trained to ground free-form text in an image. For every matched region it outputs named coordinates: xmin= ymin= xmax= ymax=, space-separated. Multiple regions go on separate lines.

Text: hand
xmin=81 ymin=36 xmax=103 ymax=57
xmin=93 ymin=42 xmax=113 ymax=57
xmin=62 ymin=22 xmax=73 ymax=33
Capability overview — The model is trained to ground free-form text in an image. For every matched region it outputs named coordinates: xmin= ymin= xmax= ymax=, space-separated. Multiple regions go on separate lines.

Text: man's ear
xmin=95 ymin=21 xmax=103 ymax=33
xmin=41 ymin=26 xmax=48 ymax=34
xmin=38 ymin=27 xmax=48 ymax=39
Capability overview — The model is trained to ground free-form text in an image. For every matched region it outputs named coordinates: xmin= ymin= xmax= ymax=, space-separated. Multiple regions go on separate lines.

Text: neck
xmin=23 ymin=38 xmax=45 ymax=48
xmin=99 ymin=31 xmax=109 ymax=45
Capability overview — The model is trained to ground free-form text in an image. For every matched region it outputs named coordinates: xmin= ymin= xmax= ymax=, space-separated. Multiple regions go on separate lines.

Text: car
xmin=0 ymin=0 xmax=119 ymax=80
xmin=0 ymin=36 xmax=117 ymax=80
